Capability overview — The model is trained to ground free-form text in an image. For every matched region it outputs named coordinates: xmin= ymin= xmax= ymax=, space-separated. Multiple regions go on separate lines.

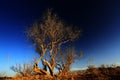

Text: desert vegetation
xmin=1 ymin=64 xmax=120 ymax=80
xmin=74 ymin=64 xmax=120 ymax=80
xmin=25 ymin=9 xmax=81 ymax=79
xmin=1 ymin=10 xmax=120 ymax=80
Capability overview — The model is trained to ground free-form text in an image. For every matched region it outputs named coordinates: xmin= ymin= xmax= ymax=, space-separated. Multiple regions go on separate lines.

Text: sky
xmin=0 ymin=0 xmax=120 ymax=76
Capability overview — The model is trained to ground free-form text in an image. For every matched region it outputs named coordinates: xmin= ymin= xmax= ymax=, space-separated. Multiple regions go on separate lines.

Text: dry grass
xmin=1 ymin=64 xmax=120 ymax=80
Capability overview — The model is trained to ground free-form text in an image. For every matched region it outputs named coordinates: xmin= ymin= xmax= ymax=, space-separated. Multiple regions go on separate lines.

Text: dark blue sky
xmin=0 ymin=0 xmax=120 ymax=76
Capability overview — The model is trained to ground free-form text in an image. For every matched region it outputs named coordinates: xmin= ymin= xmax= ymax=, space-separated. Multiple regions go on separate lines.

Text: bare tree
xmin=28 ymin=9 xmax=80 ymax=76
xmin=10 ymin=63 xmax=33 ymax=77
xmin=56 ymin=47 xmax=82 ymax=76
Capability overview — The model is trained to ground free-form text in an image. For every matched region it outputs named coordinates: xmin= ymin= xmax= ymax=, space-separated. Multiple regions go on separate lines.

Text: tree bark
xmin=43 ymin=59 xmax=54 ymax=76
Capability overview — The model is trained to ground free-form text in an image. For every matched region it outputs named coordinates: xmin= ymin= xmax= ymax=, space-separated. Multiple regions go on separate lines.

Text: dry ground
xmin=1 ymin=65 xmax=120 ymax=80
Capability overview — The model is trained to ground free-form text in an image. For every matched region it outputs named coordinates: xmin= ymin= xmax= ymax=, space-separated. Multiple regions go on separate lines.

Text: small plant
xmin=10 ymin=63 xmax=33 ymax=77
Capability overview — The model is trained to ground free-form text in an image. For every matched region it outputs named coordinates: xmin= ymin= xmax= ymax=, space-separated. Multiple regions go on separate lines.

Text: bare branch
xmin=27 ymin=9 xmax=81 ymax=76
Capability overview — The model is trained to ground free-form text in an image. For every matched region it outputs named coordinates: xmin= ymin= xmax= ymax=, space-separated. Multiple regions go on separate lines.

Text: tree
xmin=28 ymin=9 xmax=81 ymax=77
xmin=56 ymin=47 xmax=82 ymax=76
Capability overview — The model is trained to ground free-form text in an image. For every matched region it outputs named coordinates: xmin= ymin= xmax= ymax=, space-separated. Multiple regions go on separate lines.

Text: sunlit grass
xmin=1 ymin=64 xmax=120 ymax=80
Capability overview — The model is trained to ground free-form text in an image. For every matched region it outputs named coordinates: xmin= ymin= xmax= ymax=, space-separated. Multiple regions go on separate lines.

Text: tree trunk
xmin=43 ymin=59 xmax=54 ymax=76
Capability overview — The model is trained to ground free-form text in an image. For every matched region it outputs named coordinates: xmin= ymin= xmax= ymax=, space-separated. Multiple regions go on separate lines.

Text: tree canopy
xmin=28 ymin=9 xmax=81 ymax=77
